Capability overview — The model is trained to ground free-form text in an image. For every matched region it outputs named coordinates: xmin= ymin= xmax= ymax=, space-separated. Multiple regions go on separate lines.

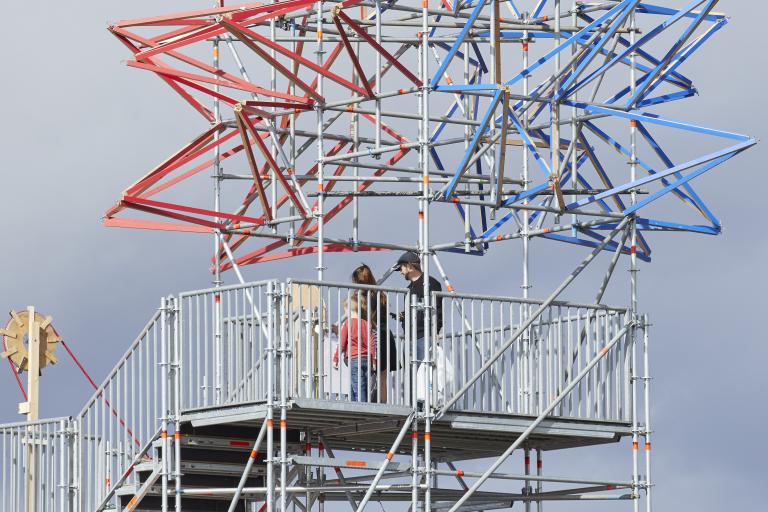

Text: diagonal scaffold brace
xmin=437 ymin=215 xmax=632 ymax=418
xmin=447 ymin=319 xmax=634 ymax=512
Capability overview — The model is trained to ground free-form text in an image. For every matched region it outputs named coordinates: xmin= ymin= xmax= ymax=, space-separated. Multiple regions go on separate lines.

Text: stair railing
xmin=75 ymin=305 xmax=169 ymax=512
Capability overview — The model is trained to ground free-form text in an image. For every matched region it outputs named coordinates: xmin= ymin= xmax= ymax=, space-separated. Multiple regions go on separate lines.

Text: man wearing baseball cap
xmin=393 ymin=252 xmax=443 ymax=362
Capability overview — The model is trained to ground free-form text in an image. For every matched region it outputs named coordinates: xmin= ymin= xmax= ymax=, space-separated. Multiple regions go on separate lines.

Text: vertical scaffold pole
xmin=420 ymin=2 xmax=432 ymax=511
xmin=352 ymin=6 xmax=360 ymax=249
xmin=643 ymin=315 xmax=652 ymax=512
xmin=270 ymin=0 xmax=278 ymax=221
xmin=316 ymin=0 xmax=326 ymax=281
xmin=521 ymin=10 xmax=532 ymax=419
xmin=374 ymin=0 xmax=382 ymax=151
xmin=279 ymin=282 xmax=289 ymax=512
xmin=570 ymin=0 xmax=579 ymax=236
xmin=524 ymin=447 xmax=531 ymax=512
xmin=213 ymin=0 xmax=224 ymax=407
xmin=551 ymin=0 xmax=561 ymax=207
xmin=536 ymin=448 xmax=543 ymax=512
xmin=266 ymin=282 xmax=275 ymax=512
xmin=173 ymin=297 xmax=182 ymax=512
xmin=160 ymin=297 xmax=169 ymax=512
xmin=411 ymin=413 xmax=419 ymax=512
xmin=629 ymin=6 xmax=641 ymax=512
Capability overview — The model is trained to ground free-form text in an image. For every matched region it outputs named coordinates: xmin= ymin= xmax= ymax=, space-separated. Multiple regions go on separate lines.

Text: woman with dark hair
xmin=351 ymin=264 xmax=396 ymax=403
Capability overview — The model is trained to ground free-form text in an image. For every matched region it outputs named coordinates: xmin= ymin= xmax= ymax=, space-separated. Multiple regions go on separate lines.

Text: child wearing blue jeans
xmin=333 ymin=294 xmax=377 ymax=402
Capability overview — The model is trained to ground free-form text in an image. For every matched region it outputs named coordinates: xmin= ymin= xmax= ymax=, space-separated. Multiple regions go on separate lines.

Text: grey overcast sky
xmin=0 ymin=1 xmax=765 ymax=510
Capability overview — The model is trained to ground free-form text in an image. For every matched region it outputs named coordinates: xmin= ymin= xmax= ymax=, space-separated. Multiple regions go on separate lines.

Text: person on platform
xmin=333 ymin=293 xmax=376 ymax=402
xmin=393 ymin=252 xmax=443 ymax=362
xmin=351 ymin=264 xmax=397 ymax=403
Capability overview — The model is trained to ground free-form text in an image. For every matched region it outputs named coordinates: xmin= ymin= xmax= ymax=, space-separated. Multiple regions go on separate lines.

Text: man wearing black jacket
xmin=393 ymin=252 xmax=443 ymax=362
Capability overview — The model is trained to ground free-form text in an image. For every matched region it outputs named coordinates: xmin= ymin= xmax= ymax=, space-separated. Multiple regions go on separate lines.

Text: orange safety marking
xmin=346 ymin=460 xmax=368 ymax=467
xmin=422 ymin=0 xmax=428 ymax=7
xmin=496 ymin=235 xmax=503 ymax=241
xmin=280 ymin=420 xmax=287 ymax=429
xmin=400 ymin=144 xmax=409 ymax=151
xmin=174 ymin=432 xmax=181 ymax=440
xmin=106 ymin=478 xmax=111 ymax=487
xmin=422 ymin=175 xmax=430 ymax=185
xmin=543 ymin=228 xmax=552 ymax=233
xmin=629 ymin=120 xmax=638 ymax=128
xmin=386 ymin=451 xmax=394 ymax=460
xmin=542 ymin=16 xmax=549 ymax=22
xmin=126 ymin=496 xmax=138 ymax=510
xmin=250 ymin=449 xmax=259 ymax=458
xmin=522 ymin=42 xmax=529 ymax=52
xmin=452 ymin=197 xmax=460 ymax=204
xmin=601 ymin=346 xmax=610 ymax=354
xmin=446 ymin=76 xmax=454 ymax=85
xmin=424 ymin=433 xmax=431 ymax=441
xmin=317 ymin=30 xmax=323 ymax=40
xmin=213 ymin=47 xmax=219 ymax=58
xmin=244 ymin=228 xmax=252 ymax=235
xmin=418 ymin=212 xmax=424 ymax=220
xmin=214 ymin=295 xmax=221 ymax=304
xmin=456 ymin=469 xmax=465 ymax=477
xmin=632 ymin=441 xmax=639 ymax=450
xmin=267 ymin=419 xmax=274 ymax=428
xmin=447 ymin=284 xmax=455 ymax=292
xmin=630 ymin=245 xmax=637 ymax=255
xmin=161 ymin=431 xmax=168 ymax=439
xmin=645 ymin=442 xmax=651 ymax=452
xmin=346 ymin=105 xmax=354 ymax=112
xmin=317 ymin=184 xmax=324 ymax=192
xmin=233 ymin=223 xmax=241 ymax=230
xmin=399 ymin=88 xmax=408 ymax=95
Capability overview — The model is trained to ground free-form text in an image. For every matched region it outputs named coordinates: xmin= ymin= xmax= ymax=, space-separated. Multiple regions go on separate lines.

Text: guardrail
xmin=286 ymin=279 xmax=415 ymax=405
xmin=0 ymin=417 xmax=74 ymax=512
xmin=0 ymin=279 xmax=638 ymax=511
xmin=178 ymin=280 xmax=275 ymax=410
xmin=436 ymin=292 xmax=632 ymax=421
xmin=75 ymin=308 xmax=167 ymax=512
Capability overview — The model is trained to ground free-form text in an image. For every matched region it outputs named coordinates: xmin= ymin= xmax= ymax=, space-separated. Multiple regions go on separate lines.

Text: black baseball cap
xmin=393 ymin=251 xmax=419 ymax=270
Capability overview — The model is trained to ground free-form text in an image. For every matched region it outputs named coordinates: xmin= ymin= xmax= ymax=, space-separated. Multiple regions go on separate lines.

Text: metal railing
xmin=286 ymin=279 xmax=414 ymax=406
xmin=0 ymin=278 xmax=638 ymax=511
xmin=0 ymin=417 xmax=75 ymax=512
xmin=178 ymin=280 xmax=275 ymax=410
xmin=436 ymin=291 xmax=632 ymax=421
xmin=75 ymin=308 xmax=167 ymax=512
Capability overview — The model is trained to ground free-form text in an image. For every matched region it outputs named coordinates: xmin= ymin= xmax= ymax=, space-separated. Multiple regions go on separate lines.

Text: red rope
xmin=2 ymin=332 xmax=27 ymax=401
xmin=61 ymin=339 xmax=142 ymax=449
xmin=61 ymin=339 xmax=99 ymax=391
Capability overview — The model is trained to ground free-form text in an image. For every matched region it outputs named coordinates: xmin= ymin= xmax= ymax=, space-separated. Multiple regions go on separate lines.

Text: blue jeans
xmin=350 ymin=358 xmax=371 ymax=402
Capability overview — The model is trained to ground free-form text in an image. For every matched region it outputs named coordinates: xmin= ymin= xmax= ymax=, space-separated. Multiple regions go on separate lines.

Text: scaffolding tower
xmin=0 ymin=1 xmax=755 ymax=511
